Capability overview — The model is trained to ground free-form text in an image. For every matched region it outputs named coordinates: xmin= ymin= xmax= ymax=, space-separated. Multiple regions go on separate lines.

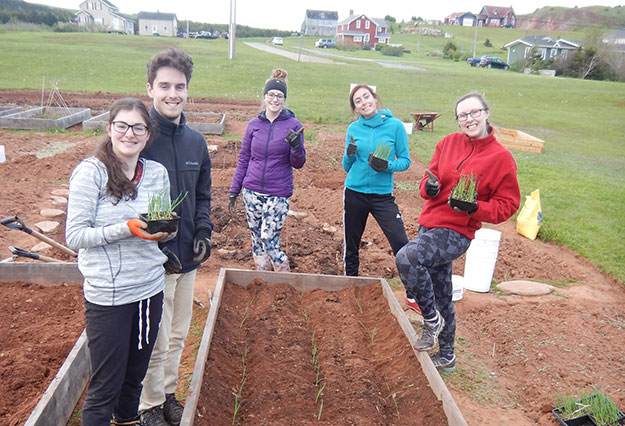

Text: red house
xmin=477 ymin=5 xmax=516 ymax=28
xmin=336 ymin=12 xmax=390 ymax=49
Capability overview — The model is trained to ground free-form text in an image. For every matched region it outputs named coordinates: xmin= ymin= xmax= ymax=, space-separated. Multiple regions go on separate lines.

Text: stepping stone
xmin=31 ymin=242 xmax=51 ymax=252
xmin=207 ymin=144 xmax=218 ymax=152
xmin=51 ymin=189 xmax=69 ymax=197
xmin=41 ymin=208 xmax=65 ymax=217
xmin=322 ymin=223 xmax=337 ymax=234
xmin=496 ymin=280 xmax=555 ymax=296
xmin=34 ymin=221 xmax=60 ymax=233
xmin=51 ymin=196 xmax=67 ymax=204
xmin=287 ymin=209 xmax=308 ymax=219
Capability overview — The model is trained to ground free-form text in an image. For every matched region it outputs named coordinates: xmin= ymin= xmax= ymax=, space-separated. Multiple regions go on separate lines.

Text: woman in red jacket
xmin=395 ymin=92 xmax=520 ymax=372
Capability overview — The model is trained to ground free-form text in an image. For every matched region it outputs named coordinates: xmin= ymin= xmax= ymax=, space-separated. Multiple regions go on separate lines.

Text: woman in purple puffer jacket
xmin=229 ymin=68 xmax=306 ymax=271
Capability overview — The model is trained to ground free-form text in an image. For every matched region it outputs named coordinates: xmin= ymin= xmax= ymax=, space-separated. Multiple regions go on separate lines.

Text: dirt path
xmin=1 ymin=90 xmax=624 ymax=425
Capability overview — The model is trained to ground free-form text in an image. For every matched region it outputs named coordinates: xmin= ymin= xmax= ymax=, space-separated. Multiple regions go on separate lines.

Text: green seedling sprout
xmin=232 ymin=347 xmax=249 ymax=425
xmin=450 ymin=171 xmax=478 ymax=202
xmin=370 ymin=327 xmax=376 ymax=345
xmin=317 ymin=399 xmax=324 ymax=420
xmin=354 ymin=289 xmax=363 ymax=314
xmin=146 ymin=188 xmax=188 ymax=220
xmin=316 ymin=382 xmax=326 ymax=403
xmin=240 ymin=293 xmax=256 ymax=328
xmin=588 ymin=387 xmax=622 ymax=426
xmin=372 ymin=141 xmax=392 ymax=160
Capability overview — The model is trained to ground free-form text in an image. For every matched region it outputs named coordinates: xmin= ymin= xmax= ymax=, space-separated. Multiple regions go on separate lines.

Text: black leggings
xmin=343 ymin=187 xmax=408 ymax=276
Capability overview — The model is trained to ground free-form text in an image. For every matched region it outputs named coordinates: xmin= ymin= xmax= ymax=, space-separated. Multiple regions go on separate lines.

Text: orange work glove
xmin=127 ymin=219 xmax=161 ymax=241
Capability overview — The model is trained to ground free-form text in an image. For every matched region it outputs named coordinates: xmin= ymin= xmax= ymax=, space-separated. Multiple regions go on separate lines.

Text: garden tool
xmin=1 ymin=215 xmax=77 ymax=258
xmin=8 ymin=246 xmax=63 ymax=263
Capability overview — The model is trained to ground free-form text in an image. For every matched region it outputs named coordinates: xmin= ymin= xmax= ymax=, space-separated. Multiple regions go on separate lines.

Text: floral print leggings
xmin=242 ymin=188 xmax=290 ymax=271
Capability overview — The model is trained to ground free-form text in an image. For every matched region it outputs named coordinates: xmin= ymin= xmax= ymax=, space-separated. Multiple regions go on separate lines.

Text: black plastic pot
xmin=139 ymin=214 xmax=180 ymax=234
xmin=368 ymin=153 xmax=388 ymax=172
xmin=552 ymin=393 xmax=625 ymax=426
xmin=448 ymin=197 xmax=476 ymax=211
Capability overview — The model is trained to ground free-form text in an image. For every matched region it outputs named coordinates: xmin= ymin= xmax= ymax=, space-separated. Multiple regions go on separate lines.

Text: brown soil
xmin=197 ymin=280 xmax=446 ymax=426
xmin=1 ymin=90 xmax=624 ymax=425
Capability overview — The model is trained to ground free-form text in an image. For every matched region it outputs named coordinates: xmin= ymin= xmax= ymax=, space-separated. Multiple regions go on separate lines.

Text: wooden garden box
xmin=0 ymin=107 xmax=91 ymax=130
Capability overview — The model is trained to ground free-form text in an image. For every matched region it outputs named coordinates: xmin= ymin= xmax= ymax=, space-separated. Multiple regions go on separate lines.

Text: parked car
xmin=479 ymin=56 xmax=509 ymax=69
xmin=272 ymin=36 xmax=283 ymax=46
xmin=467 ymin=57 xmax=481 ymax=66
xmin=315 ymin=38 xmax=336 ymax=48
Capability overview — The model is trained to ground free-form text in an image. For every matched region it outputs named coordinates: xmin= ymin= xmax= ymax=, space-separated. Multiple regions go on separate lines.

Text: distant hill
xmin=516 ymin=5 xmax=625 ymax=31
xmin=0 ymin=0 xmax=75 ymax=25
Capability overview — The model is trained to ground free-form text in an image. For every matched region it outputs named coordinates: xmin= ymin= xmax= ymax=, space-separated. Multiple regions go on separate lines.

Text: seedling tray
xmin=181 ymin=268 xmax=467 ymax=426
xmin=552 ymin=393 xmax=625 ymax=426
xmin=0 ymin=107 xmax=91 ymax=130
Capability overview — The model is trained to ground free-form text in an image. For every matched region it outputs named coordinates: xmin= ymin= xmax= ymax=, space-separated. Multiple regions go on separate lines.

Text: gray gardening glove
xmin=229 ymin=193 xmax=238 ymax=214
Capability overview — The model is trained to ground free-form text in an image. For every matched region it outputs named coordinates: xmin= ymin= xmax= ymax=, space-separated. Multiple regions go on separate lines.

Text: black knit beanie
xmin=264 ymin=79 xmax=287 ymax=98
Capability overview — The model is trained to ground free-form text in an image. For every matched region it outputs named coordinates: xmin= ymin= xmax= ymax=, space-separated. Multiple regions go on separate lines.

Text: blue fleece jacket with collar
xmin=342 ymin=109 xmax=411 ymax=195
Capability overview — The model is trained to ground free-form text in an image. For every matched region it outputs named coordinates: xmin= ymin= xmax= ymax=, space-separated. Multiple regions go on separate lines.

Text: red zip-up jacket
xmin=418 ymin=128 xmax=520 ymax=239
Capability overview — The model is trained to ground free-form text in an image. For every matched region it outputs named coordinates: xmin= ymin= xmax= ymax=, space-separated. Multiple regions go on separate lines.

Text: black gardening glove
xmin=368 ymin=153 xmax=388 ymax=172
xmin=162 ymin=247 xmax=182 ymax=274
xmin=228 ymin=193 xmax=238 ymax=214
xmin=285 ymin=127 xmax=304 ymax=148
xmin=424 ymin=169 xmax=440 ymax=197
xmin=347 ymin=135 xmax=357 ymax=156
xmin=192 ymin=229 xmax=211 ymax=263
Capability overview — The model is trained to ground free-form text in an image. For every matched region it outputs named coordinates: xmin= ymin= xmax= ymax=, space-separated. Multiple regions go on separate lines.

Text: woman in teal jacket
xmin=342 ymin=84 xmax=411 ymax=276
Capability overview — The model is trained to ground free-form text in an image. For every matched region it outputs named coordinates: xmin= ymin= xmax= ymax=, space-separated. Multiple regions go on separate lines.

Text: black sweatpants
xmin=343 ymin=187 xmax=408 ymax=276
xmin=82 ymin=291 xmax=163 ymax=425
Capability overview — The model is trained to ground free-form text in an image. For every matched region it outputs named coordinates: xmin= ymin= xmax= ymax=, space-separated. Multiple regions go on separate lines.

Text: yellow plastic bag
xmin=516 ymin=189 xmax=542 ymax=240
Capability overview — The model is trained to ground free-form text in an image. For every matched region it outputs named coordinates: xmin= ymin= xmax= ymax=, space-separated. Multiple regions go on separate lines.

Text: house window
xmin=152 ymin=25 xmax=157 ymax=33
xmin=144 ymin=25 xmax=148 ymax=31
xmin=356 ymin=20 xmax=361 ymax=29
xmin=164 ymin=26 xmax=168 ymax=32
xmin=365 ymin=20 xmax=370 ymax=29
xmin=96 ymin=2 xmax=101 ymax=10
xmin=354 ymin=36 xmax=362 ymax=42
xmin=365 ymin=33 xmax=369 ymax=42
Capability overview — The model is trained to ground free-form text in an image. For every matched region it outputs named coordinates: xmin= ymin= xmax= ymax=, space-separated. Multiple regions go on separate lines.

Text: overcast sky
xmin=27 ymin=0 xmax=625 ymax=31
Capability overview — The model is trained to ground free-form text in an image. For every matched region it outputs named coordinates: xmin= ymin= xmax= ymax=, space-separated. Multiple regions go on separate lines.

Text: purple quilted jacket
xmin=229 ymin=109 xmax=306 ymax=198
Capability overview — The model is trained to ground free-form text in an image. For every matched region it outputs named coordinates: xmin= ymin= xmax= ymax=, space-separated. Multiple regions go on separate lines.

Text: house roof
xmin=481 ymin=5 xmax=515 ymax=17
xmin=137 ymin=11 xmax=177 ymax=21
xmin=305 ymin=10 xmax=338 ymax=20
xmin=448 ymin=12 xmax=475 ymax=19
xmin=503 ymin=35 xmax=581 ymax=49
xmin=603 ymin=28 xmax=625 ymax=39
xmin=338 ymin=14 xmax=387 ymax=28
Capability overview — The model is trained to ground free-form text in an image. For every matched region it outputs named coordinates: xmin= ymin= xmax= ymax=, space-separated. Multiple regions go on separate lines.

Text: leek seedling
xmin=372 ymin=141 xmax=392 ymax=160
xmin=450 ymin=172 xmax=478 ymax=202
xmin=146 ymin=189 xmax=188 ymax=220
xmin=316 ymin=383 xmax=326 ymax=403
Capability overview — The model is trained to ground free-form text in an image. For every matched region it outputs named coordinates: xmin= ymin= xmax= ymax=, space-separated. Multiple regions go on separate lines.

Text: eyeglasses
xmin=266 ymin=92 xmax=285 ymax=101
xmin=456 ymin=108 xmax=485 ymax=122
xmin=111 ymin=121 xmax=148 ymax=136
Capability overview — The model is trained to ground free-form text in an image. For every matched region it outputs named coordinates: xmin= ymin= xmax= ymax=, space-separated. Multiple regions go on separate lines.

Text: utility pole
xmin=228 ymin=0 xmax=237 ymax=64
xmin=472 ymin=18 xmax=478 ymax=59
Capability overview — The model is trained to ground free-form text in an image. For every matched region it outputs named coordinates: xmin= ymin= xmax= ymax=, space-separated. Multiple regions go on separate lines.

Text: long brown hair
xmin=95 ymin=98 xmax=155 ymax=204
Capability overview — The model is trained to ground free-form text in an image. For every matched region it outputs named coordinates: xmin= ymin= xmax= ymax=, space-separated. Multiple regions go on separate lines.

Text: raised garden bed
xmin=0 ymin=262 xmax=86 ymax=426
xmin=0 ymin=105 xmax=21 ymax=117
xmin=0 ymin=107 xmax=91 ymax=130
xmin=182 ymin=268 xmax=466 ymax=426
xmin=81 ymin=111 xmax=225 ymax=135
xmin=493 ymin=127 xmax=545 ymax=153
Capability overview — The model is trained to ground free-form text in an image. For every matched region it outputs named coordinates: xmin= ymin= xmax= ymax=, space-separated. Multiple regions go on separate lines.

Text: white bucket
xmin=452 ymin=275 xmax=464 ymax=301
xmin=0 ymin=145 xmax=5 ymax=163
xmin=463 ymin=228 xmax=502 ymax=292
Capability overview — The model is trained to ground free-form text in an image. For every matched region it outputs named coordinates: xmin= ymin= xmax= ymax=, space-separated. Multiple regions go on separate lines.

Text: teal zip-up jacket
xmin=342 ymin=109 xmax=411 ymax=194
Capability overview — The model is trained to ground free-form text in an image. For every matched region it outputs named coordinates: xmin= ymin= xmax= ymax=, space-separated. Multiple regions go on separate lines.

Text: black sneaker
xmin=163 ymin=393 xmax=184 ymax=426
xmin=110 ymin=414 xmax=141 ymax=425
xmin=413 ymin=310 xmax=445 ymax=351
xmin=430 ymin=353 xmax=456 ymax=372
xmin=140 ymin=406 xmax=169 ymax=426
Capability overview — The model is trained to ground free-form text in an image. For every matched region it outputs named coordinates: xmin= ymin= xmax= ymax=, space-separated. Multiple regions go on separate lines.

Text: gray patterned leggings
xmin=395 ymin=226 xmax=471 ymax=356
xmin=242 ymin=188 xmax=290 ymax=271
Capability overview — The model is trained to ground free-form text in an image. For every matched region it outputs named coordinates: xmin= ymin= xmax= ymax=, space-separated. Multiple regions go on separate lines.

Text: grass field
xmin=0 ymin=29 xmax=623 ymax=283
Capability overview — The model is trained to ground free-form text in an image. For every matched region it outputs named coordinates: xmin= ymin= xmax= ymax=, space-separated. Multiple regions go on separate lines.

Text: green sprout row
xmin=232 ymin=347 xmax=249 ymax=425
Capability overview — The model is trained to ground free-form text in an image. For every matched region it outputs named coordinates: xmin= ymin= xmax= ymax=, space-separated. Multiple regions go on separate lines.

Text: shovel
xmin=8 ymin=246 xmax=63 ymax=263
xmin=1 ymin=216 xmax=77 ymax=258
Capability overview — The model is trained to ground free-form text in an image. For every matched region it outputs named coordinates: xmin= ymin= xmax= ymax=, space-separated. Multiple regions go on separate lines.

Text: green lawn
xmin=0 ymin=29 xmax=623 ymax=283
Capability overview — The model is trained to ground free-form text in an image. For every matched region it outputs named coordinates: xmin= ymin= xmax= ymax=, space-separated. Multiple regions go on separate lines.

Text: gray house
xmin=504 ymin=35 xmax=581 ymax=64
xmin=303 ymin=10 xmax=338 ymax=36
xmin=137 ymin=12 xmax=177 ymax=37
xmin=603 ymin=29 xmax=625 ymax=52
xmin=75 ymin=0 xmax=134 ymax=34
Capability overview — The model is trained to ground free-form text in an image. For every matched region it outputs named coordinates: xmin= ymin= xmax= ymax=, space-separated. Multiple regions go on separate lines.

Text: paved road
xmin=244 ymin=42 xmax=342 ymax=64
xmin=245 ymin=42 xmax=425 ymax=71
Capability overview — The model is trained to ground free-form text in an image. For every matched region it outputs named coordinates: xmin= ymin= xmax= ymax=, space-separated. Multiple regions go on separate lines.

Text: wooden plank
xmin=180 ymin=268 xmax=467 ymax=426
xmin=0 ymin=262 xmax=82 ymax=285
xmin=494 ymin=127 xmax=545 ymax=153
xmin=24 ymin=330 xmax=90 ymax=426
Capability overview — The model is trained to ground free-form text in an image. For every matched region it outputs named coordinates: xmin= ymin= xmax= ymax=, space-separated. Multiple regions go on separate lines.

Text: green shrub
xmin=380 ymin=45 xmax=403 ymax=57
